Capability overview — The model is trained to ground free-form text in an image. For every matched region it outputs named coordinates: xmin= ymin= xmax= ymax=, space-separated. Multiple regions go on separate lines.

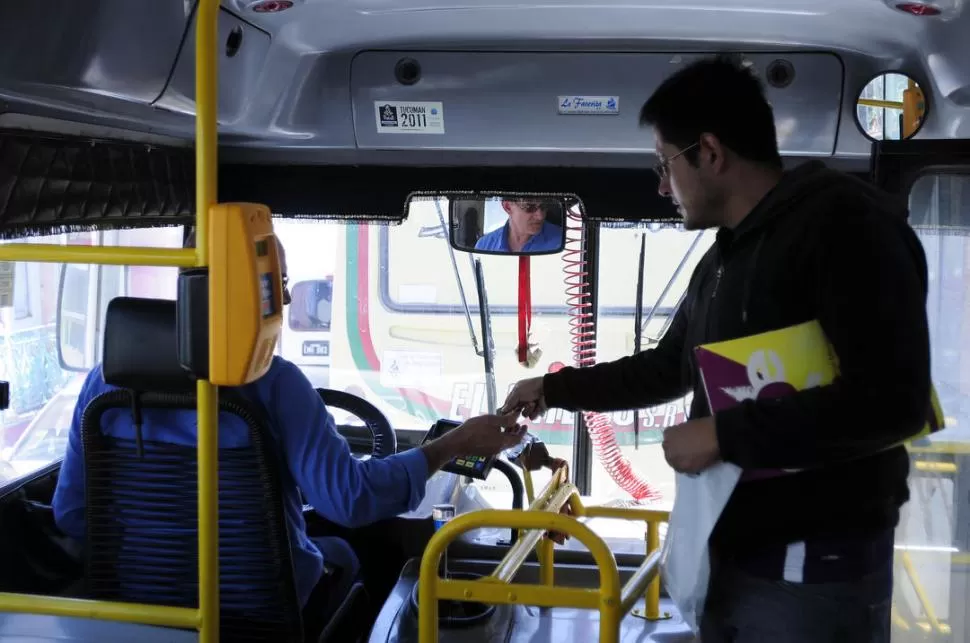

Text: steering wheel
xmin=316 ymin=388 xmax=397 ymax=459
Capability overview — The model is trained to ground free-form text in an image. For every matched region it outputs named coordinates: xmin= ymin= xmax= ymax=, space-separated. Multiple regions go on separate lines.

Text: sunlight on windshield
xmin=3 ymin=185 xmax=968 ymax=575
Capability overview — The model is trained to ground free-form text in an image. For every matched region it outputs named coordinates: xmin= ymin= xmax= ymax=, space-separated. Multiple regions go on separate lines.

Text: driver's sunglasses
xmin=282 ymin=275 xmax=292 ymax=306
xmin=654 ymin=141 xmax=700 ymax=179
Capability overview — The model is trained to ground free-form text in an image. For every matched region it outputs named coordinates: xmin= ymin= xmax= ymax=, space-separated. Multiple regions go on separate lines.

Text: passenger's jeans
xmin=699 ymin=559 xmax=892 ymax=642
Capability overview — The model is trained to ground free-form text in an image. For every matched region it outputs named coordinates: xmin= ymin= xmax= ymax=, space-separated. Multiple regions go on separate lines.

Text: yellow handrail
xmin=194 ymin=0 xmax=221 ymax=640
xmin=857 ymin=98 xmax=905 ymax=110
xmin=898 ymin=551 xmax=946 ymax=635
xmin=572 ymin=498 xmax=669 ymax=620
xmin=417 ymin=469 xmax=671 ymax=643
xmin=0 ymin=595 xmax=198 ymax=630
xmin=418 ymin=510 xmax=622 ymax=643
xmin=0 ymin=0 xmax=221 ymax=639
xmin=619 ymin=550 xmax=662 ymax=614
xmin=0 ymin=245 xmax=195 ymax=267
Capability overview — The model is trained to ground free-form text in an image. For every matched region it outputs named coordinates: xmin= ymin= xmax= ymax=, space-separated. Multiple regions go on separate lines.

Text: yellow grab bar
xmin=899 ymin=552 xmax=945 ymax=634
xmin=418 ymin=510 xmax=622 ymax=643
xmin=575 ymin=503 xmax=670 ymax=524
xmin=857 ymin=98 xmax=905 ymax=110
xmin=0 ymin=245 xmax=195 ymax=266
xmin=0 ymin=595 xmax=198 ymax=630
xmin=619 ymin=550 xmax=662 ymax=614
xmin=194 ymin=0 xmax=220 ymax=639
xmin=0 ymin=0 xmax=221 ymax=639
xmin=573 ymin=497 xmax=670 ymax=620
xmin=913 ymin=460 xmax=957 ymax=474
xmin=490 ymin=483 xmax=578 ymax=583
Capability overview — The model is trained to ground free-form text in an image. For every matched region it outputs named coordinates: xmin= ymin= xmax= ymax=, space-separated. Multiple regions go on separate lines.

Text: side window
xmin=13 ymin=263 xmax=30 ymax=320
xmin=289 ymin=279 xmax=333 ymax=331
xmin=907 ymin=173 xmax=969 ymax=438
xmin=58 ymin=264 xmax=93 ymax=369
xmin=895 ymin=172 xmax=969 ymax=637
xmin=1 ymin=226 xmax=182 ymax=485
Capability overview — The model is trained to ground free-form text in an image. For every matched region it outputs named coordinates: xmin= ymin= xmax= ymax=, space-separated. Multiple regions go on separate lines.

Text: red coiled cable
xmin=559 ymin=207 xmax=662 ymax=503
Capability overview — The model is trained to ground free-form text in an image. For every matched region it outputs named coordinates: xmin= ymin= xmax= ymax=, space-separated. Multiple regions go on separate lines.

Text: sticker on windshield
xmin=0 ymin=262 xmax=14 ymax=308
xmin=380 ymin=350 xmax=443 ymax=388
xmin=375 ymin=101 xmax=445 ymax=134
xmin=557 ymin=96 xmax=619 ymax=115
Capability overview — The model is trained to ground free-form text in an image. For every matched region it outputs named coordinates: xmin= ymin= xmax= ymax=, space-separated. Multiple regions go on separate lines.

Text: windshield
xmin=5 ymin=185 xmax=966 ymax=560
xmin=0 ymin=211 xmax=711 ymax=513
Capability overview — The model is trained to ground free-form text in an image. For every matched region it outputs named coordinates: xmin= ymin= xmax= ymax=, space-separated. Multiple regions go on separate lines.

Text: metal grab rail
xmin=417 ymin=471 xmax=671 ymax=643
xmin=0 ymin=0 xmax=222 ymax=640
xmin=572 ymin=501 xmax=669 ymax=620
xmin=418 ymin=510 xmax=622 ymax=643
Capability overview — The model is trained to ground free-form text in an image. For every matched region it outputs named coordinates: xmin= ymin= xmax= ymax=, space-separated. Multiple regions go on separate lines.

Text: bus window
xmin=0 ymin=227 xmax=183 ymax=485
xmin=907 ymin=172 xmax=969 ymax=442
xmin=894 ymin=172 xmax=969 ymax=632
xmin=58 ymin=263 xmax=93 ymax=370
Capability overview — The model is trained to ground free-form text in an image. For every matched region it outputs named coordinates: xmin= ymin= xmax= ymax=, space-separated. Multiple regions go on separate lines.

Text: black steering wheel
xmin=316 ymin=388 xmax=397 ymax=459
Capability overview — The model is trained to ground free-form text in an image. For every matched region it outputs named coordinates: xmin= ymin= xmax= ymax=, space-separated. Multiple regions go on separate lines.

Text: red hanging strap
xmin=517 ymin=255 xmax=532 ymax=365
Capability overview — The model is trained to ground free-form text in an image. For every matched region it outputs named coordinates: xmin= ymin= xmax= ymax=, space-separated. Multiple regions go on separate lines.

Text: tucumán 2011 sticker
xmin=557 ymin=96 xmax=619 ymax=115
xmin=375 ymin=101 xmax=445 ymax=134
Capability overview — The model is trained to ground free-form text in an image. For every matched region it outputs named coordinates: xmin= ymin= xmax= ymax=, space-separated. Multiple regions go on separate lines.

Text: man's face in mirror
xmin=502 ymin=199 xmax=548 ymax=237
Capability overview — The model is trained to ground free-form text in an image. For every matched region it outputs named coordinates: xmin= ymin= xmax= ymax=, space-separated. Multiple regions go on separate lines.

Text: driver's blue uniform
xmin=52 ymin=356 xmax=430 ymax=610
xmin=474 ymin=220 xmax=563 ymax=252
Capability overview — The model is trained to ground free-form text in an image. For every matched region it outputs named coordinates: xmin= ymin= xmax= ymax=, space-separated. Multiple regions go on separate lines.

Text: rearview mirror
xmin=854 ymin=71 xmax=927 ymax=141
xmin=56 ymin=262 xmax=127 ymax=372
xmin=56 ymin=263 xmax=93 ymax=372
xmin=408 ymin=193 xmax=572 ymax=256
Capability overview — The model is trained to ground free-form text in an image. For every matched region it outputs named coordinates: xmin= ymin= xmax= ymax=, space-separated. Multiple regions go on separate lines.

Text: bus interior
xmin=0 ymin=0 xmax=969 ymax=641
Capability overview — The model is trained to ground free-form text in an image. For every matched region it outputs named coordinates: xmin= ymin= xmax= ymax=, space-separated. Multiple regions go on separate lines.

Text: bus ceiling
xmin=0 ymin=0 xmax=969 ymax=233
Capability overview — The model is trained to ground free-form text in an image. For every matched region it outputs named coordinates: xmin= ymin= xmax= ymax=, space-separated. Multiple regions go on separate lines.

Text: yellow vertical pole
xmin=195 ymin=1 xmax=220 ymax=642
xmin=539 ymin=538 xmax=555 ymax=585
xmin=644 ymin=521 xmax=660 ymax=620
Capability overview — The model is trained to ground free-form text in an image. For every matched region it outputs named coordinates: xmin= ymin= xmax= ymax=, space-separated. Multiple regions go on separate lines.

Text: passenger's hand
xmin=454 ymin=411 xmax=528 ymax=457
xmin=662 ymin=416 xmax=720 ymax=474
xmin=500 ymin=376 xmax=547 ymax=420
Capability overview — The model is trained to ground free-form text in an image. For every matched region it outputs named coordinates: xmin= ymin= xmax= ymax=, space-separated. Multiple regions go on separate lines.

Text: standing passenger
xmin=501 ymin=55 xmax=931 ymax=642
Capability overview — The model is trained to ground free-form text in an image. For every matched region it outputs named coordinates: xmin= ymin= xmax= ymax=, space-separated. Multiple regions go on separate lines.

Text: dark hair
xmin=639 ymin=55 xmax=783 ymax=170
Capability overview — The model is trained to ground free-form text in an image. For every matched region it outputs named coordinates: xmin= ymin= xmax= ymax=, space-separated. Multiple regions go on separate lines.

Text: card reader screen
xmin=259 ymin=272 xmax=277 ymax=318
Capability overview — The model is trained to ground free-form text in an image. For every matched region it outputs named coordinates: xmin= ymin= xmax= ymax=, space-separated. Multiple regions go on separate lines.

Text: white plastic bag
xmin=659 ymin=461 xmax=743 ymax=633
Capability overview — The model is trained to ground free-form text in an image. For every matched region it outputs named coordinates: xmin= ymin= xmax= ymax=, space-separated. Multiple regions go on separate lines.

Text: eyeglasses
xmin=654 ymin=141 xmax=699 ymax=179
xmin=519 ymin=202 xmax=544 ymax=213
xmin=282 ymin=274 xmax=292 ymax=306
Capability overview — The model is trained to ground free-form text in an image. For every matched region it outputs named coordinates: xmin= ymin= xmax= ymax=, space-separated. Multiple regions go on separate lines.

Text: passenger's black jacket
xmin=544 ymin=160 xmax=931 ymax=551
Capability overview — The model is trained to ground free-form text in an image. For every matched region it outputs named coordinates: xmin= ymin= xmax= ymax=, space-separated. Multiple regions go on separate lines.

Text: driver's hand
xmin=545 ymin=501 xmax=574 ymax=545
xmin=499 ymin=376 xmax=547 ymax=420
xmin=515 ymin=441 xmax=567 ymax=473
xmin=454 ymin=411 xmax=527 ymax=456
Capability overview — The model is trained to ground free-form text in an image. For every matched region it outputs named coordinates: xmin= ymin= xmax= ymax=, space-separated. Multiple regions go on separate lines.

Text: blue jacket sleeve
xmin=52 ymin=366 xmax=104 ymax=541
xmin=262 ymin=361 xmax=430 ymax=528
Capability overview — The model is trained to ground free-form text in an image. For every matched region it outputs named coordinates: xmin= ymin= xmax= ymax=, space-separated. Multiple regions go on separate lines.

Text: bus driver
xmin=51 ymin=231 xmax=528 ymax=632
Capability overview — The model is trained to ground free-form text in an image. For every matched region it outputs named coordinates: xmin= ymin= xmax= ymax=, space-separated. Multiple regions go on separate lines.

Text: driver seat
xmin=78 ymin=296 xmax=364 ymax=642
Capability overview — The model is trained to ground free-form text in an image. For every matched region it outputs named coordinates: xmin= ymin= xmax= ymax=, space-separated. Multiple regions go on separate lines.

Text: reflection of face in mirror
xmin=855 ymin=72 xmax=926 ymax=141
xmin=473 ymin=198 xmax=564 ymax=254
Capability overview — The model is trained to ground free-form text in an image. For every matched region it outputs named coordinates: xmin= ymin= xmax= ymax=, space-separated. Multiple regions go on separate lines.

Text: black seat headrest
xmin=102 ymin=297 xmax=195 ymax=394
